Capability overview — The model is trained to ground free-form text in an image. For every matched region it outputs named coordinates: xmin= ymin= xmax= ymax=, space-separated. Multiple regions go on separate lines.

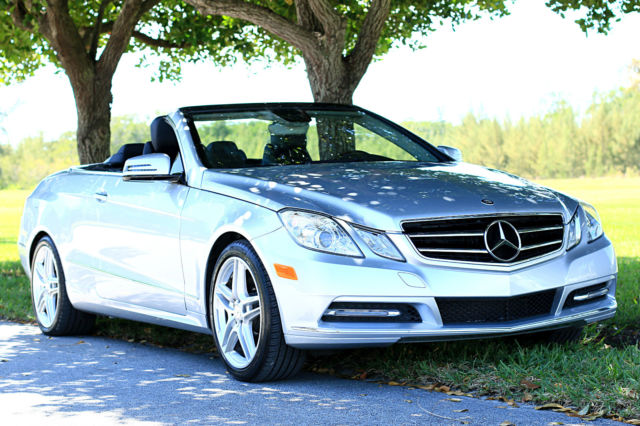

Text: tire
xmin=209 ymin=240 xmax=305 ymax=382
xmin=30 ymin=236 xmax=95 ymax=336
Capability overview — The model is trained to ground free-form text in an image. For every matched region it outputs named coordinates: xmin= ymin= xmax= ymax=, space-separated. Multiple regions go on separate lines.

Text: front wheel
xmin=30 ymin=236 xmax=95 ymax=335
xmin=209 ymin=240 xmax=305 ymax=381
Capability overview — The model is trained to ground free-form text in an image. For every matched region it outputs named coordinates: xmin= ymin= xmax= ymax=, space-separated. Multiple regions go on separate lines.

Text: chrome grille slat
xmin=418 ymin=248 xmax=487 ymax=254
xmin=402 ymin=214 xmax=565 ymax=264
xmin=521 ymin=240 xmax=563 ymax=251
xmin=519 ymin=226 xmax=563 ymax=234
xmin=410 ymin=232 xmax=484 ymax=238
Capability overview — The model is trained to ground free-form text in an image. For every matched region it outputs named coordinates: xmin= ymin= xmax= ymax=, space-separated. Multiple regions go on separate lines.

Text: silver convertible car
xmin=19 ymin=103 xmax=617 ymax=381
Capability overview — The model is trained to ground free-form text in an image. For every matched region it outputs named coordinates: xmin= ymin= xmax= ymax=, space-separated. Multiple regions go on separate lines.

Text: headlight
xmin=279 ymin=210 xmax=362 ymax=257
xmin=567 ymin=208 xmax=581 ymax=251
xmin=580 ymin=201 xmax=603 ymax=242
xmin=353 ymin=226 xmax=405 ymax=261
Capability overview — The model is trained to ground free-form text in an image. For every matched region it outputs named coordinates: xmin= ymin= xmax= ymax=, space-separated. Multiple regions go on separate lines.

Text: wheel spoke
xmin=238 ymin=323 xmax=256 ymax=360
xmin=232 ymin=259 xmax=247 ymax=299
xmin=44 ymin=248 xmax=54 ymax=280
xmin=243 ymin=306 xmax=260 ymax=323
xmin=215 ymin=286 xmax=233 ymax=312
xmin=220 ymin=317 xmax=237 ymax=353
xmin=45 ymin=293 xmax=56 ymax=321
xmin=36 ymin=290 xmax=46 ymax=314
xmin=34 ymin=261 xmax=46 ymax=285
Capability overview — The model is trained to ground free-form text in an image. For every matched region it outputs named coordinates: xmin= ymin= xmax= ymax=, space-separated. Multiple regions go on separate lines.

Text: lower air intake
xmin=436 ymin=289 xmax=557 ymax=325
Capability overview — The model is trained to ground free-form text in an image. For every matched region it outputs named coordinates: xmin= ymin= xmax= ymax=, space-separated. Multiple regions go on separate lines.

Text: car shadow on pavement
xmin=0 ymin=321 xmax=620 ymax=425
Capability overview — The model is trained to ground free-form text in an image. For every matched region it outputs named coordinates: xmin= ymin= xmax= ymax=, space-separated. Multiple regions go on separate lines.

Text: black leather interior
xmin=262 ymin=134 xmax=311 ymax=166
xmin=142 ymin=141 xmax=155 ymax=155
xmin=205 ymin=141 xmax=247 ymax=168
xmin=150 ymin=116 xmax=180 ymax=160
xmin=105 ymin=143 xmax=144 ymax=168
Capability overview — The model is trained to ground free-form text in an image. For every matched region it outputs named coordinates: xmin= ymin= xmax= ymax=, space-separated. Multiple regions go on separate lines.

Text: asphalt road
xmin=0 ymin=321 xmax=618 ymax=425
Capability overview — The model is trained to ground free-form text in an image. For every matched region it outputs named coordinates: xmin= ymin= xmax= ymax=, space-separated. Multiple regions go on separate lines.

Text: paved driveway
xmin=0 ymin=321 xmax=616 ymax=425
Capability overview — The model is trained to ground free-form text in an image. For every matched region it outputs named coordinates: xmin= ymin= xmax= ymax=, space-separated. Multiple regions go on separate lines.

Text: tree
xmin=545 ymin=0 xmax=639 ymax=34
xmin=186 ymin=1 xmax=509 ymax=105
xmin=1 ymin=0 xmax=248 ymax=163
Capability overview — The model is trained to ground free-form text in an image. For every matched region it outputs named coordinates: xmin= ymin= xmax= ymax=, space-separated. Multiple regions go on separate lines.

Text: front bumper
xmin=251 ymin=227 xmax=617 ymax=349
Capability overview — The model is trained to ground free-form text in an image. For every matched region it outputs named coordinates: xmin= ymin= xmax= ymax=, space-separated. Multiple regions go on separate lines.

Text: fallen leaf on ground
xmin=436 ymin=385 xmax=451 ymax=392
xmin=626 ymin=420 xmax=640 ymax=425
xmin=445 ymin=398 xmax=462 ymax=402
xmin=522 ymin=393 xmax=533 ymax=402
xmin=447 ymin=390 xmax=472 ymax=397
xmin=520 ymin=379 xmax=541 ymax=390
xmin=547 ymin=422 xmax=564 ymax=425
xmin=536 ymin=403 xmax=565 ymax=410
xmin=174 ymin=374 xmax=190 ymax=377
xmin=577 ymin=404 xmax=590 ymax=416
xmin=417 ymin=384 xmax=436 ymax=390
xmin=453 ymin=409 xmax=468 ymax=413
xmin=500 ymin=421 xmax=515 ymax=426
xmin=388 ymin=381 xmax=403 ymax=386
xmin=76 ymin=340 xmax=85 ymax=344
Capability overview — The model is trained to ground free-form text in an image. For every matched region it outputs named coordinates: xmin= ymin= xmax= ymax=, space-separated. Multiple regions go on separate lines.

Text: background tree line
xmin=0 ymin=86 xmax=637 ymax=190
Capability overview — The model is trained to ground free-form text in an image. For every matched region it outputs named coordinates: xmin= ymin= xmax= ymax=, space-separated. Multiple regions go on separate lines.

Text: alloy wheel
xmin=32 ymin=245 xmax=59 ymax=328
xmin=213 ymin=256 xmax=262 ymax=369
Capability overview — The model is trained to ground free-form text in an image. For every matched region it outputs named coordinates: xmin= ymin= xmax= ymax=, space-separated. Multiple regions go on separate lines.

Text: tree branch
xmin=9 ymin=0 xmax=35 ymax=31
xmin=186 ymin=0 xmax=318 ymax=55
xmin=294 ymin=0 xmax=321 ymax=32
xmin=38 ymin=0 xmax=94 ymax=77
xmin=345 ymin=0 xmax=390 ymax=84
xmin=89 ymin=0 xmax=111 ymax=60
xmin=131 ymin=30 xmax=194 ymax=49
xmin=305 ymin=0 xmax=343 ymax=37
xmin=87 ymin=22 xmax=199 ymax=49
xmin=97 ymin=0 xmax=160 ymax=78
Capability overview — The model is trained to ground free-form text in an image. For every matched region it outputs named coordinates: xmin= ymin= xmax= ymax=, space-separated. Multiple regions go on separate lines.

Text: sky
xmin=0 ymin=1 xmax=638 ymax=145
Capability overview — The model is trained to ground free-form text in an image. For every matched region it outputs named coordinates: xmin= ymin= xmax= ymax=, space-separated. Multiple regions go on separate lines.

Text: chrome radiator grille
xmin=402 ymin=214 xmax=564 ymax=264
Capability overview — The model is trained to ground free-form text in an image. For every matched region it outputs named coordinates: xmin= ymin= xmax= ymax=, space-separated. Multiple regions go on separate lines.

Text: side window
xmin=170 ymin=152 xmax=184 ymax=175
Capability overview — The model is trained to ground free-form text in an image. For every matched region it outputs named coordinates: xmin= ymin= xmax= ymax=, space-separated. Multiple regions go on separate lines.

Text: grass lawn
xmin=1 ymin=177 xmax=639 ymax=420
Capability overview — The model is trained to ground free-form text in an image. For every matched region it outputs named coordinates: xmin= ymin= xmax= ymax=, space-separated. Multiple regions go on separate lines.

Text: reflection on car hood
xmin=201 ymin=162 xmax=577 ymax=231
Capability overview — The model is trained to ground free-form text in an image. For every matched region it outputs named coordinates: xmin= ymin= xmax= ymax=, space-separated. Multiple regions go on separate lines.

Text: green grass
xmin=1 ymin=178 xmax=639 ymax=420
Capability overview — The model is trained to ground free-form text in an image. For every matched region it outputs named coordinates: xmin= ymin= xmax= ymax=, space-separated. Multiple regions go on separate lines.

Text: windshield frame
xmin=180 ymin=103 xmax=452 ymax=167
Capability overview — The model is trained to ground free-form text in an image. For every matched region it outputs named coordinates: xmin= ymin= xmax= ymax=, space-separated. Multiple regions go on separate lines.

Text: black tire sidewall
xmin=209 ymin=241 xmax=277 ymax=380
xmin=30 ymin=236 xmax=68 ymax=334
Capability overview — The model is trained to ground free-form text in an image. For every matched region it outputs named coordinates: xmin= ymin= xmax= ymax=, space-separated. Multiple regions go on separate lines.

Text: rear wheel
xmin=30 ymin=236 xmax=95 ymax=335
xmin=209 ymin=240 xmax=305 ymax=381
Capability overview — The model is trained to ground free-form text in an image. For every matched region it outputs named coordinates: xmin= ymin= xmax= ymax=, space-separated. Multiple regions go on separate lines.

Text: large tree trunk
xmin=71 ymin=76 xmax=113 ymax=164
xmin=304 ymin=55 xmax=358 ymax=160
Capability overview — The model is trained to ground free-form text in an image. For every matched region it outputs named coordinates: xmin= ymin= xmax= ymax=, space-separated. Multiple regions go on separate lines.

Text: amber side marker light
xmin=274 ymin=264 xmax=298 ymax=280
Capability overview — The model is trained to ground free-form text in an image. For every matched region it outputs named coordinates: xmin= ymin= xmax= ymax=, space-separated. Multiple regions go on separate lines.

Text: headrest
xmin=150 ymin=116 xmax=179 ymax=158
xmin=205 ymin=141 xmax=247 ymax=168
xmin=105 ymin=143 xmax=145 ymax=167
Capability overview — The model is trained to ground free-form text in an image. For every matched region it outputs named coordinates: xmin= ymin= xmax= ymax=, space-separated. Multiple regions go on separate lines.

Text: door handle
xmin=94 ymin=191 xmax=108 ymax=202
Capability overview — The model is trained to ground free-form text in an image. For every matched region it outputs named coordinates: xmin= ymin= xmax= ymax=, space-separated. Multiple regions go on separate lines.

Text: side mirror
xmin=437 ymin=145 xmax=463 ymax=162
xmin=123 ymin=153 xmax=179 ymax=181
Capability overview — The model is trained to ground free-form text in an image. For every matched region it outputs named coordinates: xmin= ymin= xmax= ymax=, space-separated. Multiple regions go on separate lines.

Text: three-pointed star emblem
xmin=483 ymin=220 xmax=522 ymax=262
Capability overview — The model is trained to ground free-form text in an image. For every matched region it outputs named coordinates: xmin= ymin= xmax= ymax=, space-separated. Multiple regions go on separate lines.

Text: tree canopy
xmin=546 ymin=0 xmax=639 ymax=34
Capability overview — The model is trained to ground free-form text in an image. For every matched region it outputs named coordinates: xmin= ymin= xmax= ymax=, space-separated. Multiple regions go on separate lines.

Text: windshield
xmin=187 ymin=106 xmax=443 ymax=169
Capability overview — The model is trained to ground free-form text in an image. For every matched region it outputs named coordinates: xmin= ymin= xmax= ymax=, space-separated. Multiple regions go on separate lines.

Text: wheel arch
xmin=29 ymin=231 xmax=52 ymax=268
xmin=203 ymin=231 xmax=247 ymax=329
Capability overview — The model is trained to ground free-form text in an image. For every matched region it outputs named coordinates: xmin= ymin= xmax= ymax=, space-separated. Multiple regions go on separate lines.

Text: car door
xmin=91 ymin=167 xmax=189 ymax=315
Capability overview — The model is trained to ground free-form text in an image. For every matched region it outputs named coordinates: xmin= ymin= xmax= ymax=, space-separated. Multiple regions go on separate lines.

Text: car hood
xmin=200 ymin=162 xmax=578 ymax=231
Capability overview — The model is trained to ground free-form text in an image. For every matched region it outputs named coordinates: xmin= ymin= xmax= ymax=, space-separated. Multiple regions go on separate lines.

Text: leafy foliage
xmin=0 ymin=0 xmax=253 ymax=84
xmin=546 ymin=0 xmax=640 ymax=34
